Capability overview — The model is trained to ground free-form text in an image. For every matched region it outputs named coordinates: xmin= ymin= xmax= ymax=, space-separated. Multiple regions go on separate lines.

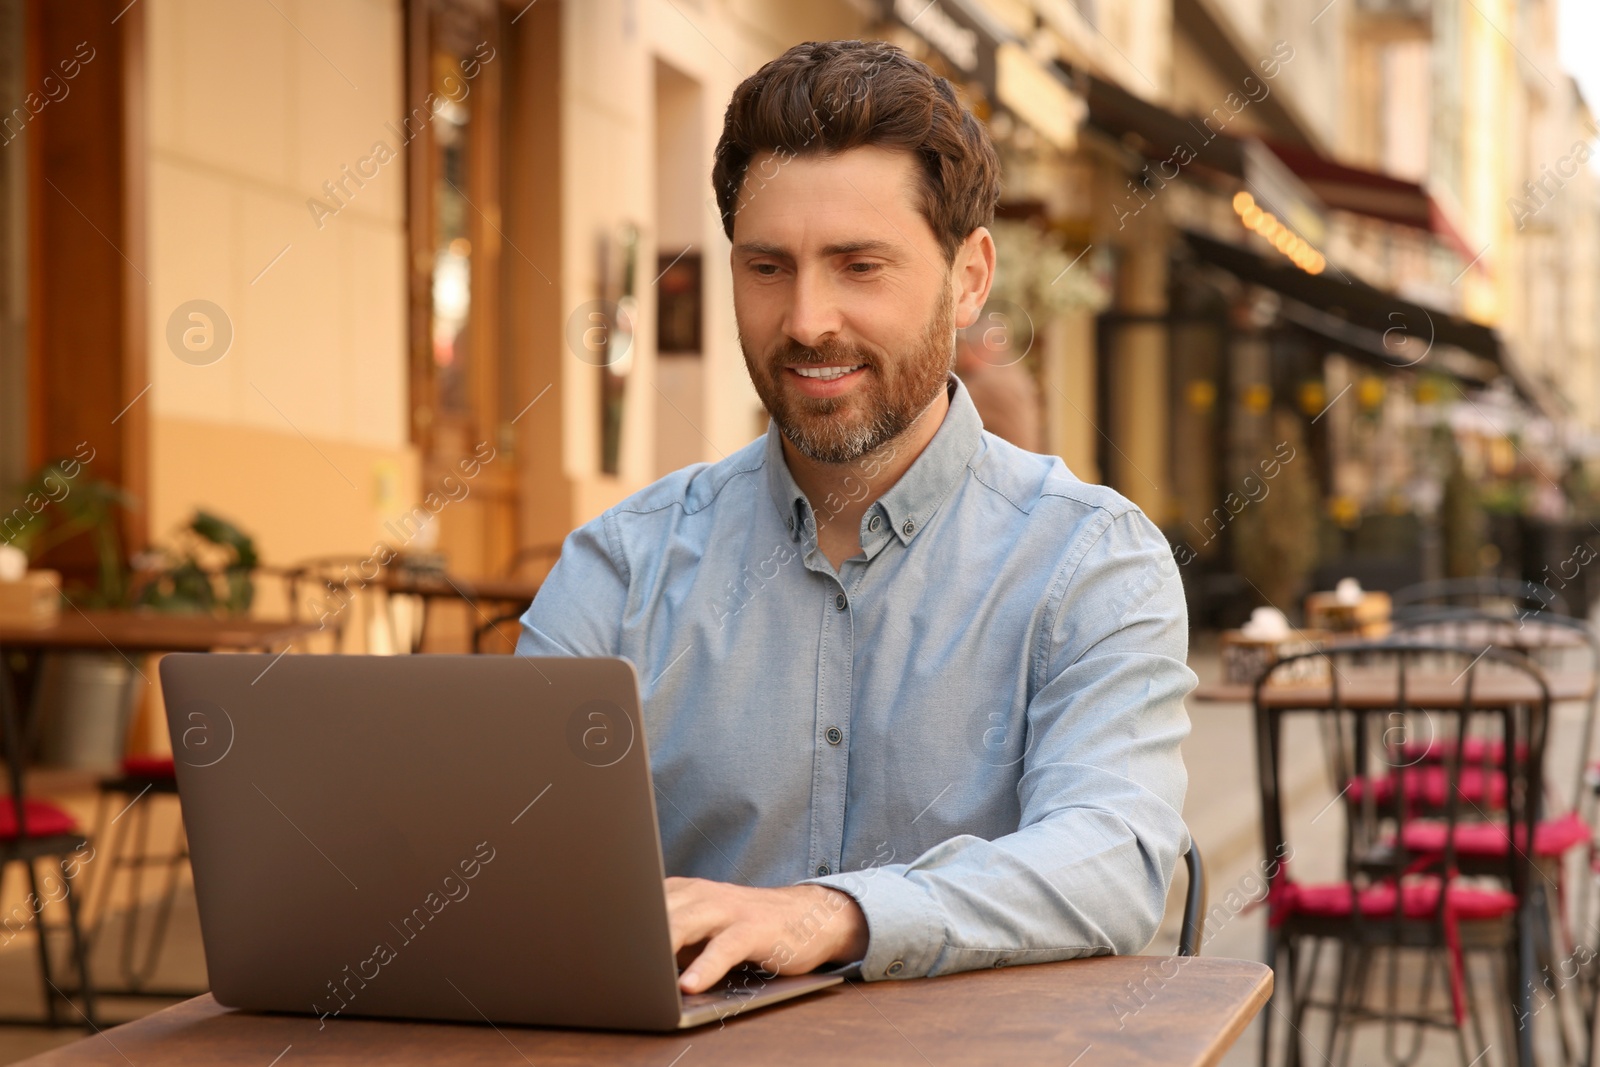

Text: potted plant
xmin=3 ymin=463 xmax=259 ymax=768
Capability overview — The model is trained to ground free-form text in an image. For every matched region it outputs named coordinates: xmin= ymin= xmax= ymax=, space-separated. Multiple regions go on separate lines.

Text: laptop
xmin=158 ymin=653 xmax=844 ymax=1030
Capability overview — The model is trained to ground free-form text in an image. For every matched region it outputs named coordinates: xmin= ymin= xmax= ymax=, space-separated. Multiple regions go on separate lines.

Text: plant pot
xmin=32 ymin=651 xmax=137 ymax=771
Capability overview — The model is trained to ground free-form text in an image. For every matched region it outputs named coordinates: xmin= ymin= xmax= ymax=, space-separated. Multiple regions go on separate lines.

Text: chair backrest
xmin=1391 ymin=577 xmax=1570 ymax=619
xmin=1254 ymin=642 xmax=1550 ymax=920
xmin=281 ymin=555 xmax=393 ymax=653
xmin=1178 ymin=839 xmax=1205 ymax=957
xmin=1389 ymin=608 xmax=1600 ymax=809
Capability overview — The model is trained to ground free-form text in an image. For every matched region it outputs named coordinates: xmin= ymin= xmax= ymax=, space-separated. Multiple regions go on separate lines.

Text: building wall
xmin=143 ymin=0 xmax=417 ymax=566
xmin=552 ymin=0 xmax=868 ymax=532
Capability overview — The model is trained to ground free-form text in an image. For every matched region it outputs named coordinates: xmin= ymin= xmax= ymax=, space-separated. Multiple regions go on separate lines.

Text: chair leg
xmin=118 ymin=797 xmax=154 ymax=989
xmin=1462 ymin=950 xmax=1494 ymax=1067
xmin=84 ymin=788 xmax=129 ymax=945
xmin=130 ymin=816 xmax=187 ymax=989
xmin=60 ymin=855 xmax=97 ymax=1030
xmin=1337 ymin=945 xmax=1374 ymax=1067
xmin=24 ymin=861 xmax=59 ymax=1027
xmin=1263 ymin=926 xmax=1279 ymax=1067
xmin=1283 ymin=935 xmax=1304 ymax=1067
xmin=1522 ymin=907 xmax=1542 ymax=1067
xmin=1324 ymin=940 xmax=1358 ymax=1065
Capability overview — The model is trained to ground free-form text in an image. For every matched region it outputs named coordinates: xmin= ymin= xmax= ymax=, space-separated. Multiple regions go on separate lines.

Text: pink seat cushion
xmin=1278 ymin=879 xmax=1517 ymax=922
xmin=1399 ymin=737 xmax=1524 ymax=764
xmin=0 ymin=798 xmax=79 ymax=840
xmin=1398 ymin=812 xmax=1590 ymax=858
xmin=120 ymin=756 xmax=176 ymax=779
xmin=1347 ymin=766 xmax=1506 ymax=809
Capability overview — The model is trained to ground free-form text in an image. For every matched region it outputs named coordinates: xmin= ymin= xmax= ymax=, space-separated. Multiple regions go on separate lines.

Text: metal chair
xmin=1391 ymin=578 xmax=1571 ymax=621
xmin=1255 ymin=641 xmax=1551 ymax=1067
xmin=82 ymin=757 xmax=195 ymax=998
xmin=282 ymin=555 xmax=394 ymax=653
xmin=0 ymin=649 xmax=97 ymax=1028
xmin=1179 ymin=839 xmax=1206 ymax=957
xmin=472 ymin=607 xmax=530 ymax=654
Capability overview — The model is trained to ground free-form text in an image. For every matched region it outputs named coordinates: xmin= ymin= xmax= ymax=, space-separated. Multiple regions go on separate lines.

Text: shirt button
xmin=826 ymin=726 xmax=843 ymax=745
xmin=902 ymin=519 xmax=916 ymax=536
xmin=886 ymin=960 xmax=905 ymax=976
xmin=835 ymin=592 xmax=847 ymax=611
xmin=994 ymin=958 xmax=1010 ymax=969
xmin=786 ymin=516 xmax=795 ymax=531
xmin=867 ymin=515 xmax=881 ymax=532
xmin=816 ymin=863 xmax=831 ymax=876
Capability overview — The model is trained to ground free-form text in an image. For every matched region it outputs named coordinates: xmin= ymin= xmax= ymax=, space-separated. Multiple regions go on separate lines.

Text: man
xmin=519 ymin=40 xmax=1193 ymax=995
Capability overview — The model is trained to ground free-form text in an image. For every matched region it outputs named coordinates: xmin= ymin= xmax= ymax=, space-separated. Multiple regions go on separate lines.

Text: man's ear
xmin=951 ymin=227 xmax=996 ymax=329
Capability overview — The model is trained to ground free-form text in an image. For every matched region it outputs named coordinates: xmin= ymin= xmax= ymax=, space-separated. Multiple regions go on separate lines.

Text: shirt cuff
xmin=799 ymin=868 xmax=943 ymax=980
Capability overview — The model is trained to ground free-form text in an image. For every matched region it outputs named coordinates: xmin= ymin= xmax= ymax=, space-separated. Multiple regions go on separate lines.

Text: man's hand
xmin=666 ymin=876 xmax=869 ymax=994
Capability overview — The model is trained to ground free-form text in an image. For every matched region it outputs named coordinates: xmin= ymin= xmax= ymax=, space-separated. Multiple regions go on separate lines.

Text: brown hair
xmin=712 ymin=40 xmax=1001 ymax=264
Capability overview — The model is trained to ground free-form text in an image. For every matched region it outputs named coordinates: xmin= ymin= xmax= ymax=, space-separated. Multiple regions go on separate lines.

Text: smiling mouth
xmin=790 ymin=365 xmax=864 ymax=381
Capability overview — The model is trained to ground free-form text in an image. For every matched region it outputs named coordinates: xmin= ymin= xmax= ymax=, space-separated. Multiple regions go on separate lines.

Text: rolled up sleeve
xmin=803 ymin=508 xmax=1194 ymax=980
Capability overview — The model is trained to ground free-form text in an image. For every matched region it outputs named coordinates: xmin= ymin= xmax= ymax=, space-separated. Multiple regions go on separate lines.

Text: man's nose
xmin=781 ymin=267 xmax=843 ymax=349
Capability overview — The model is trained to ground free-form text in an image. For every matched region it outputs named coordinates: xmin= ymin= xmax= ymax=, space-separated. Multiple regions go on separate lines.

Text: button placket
xmin=808 ymin=575 xmax=852 ymax=891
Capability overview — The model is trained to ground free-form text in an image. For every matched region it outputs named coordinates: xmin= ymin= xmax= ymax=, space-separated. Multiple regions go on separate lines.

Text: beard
xmin=741 ymin=292 xmax=955 ymax=465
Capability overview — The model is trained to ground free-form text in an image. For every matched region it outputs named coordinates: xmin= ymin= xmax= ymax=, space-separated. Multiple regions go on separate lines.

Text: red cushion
xmin=120 ymin=756 xmax=176 ymax=779
xmin=1347 ymin=766 xmax=1506 ymax=809
xmin=1278 ymin=879 xmax=1517 ymax=922
xmin=1400 ymin=737 xmax=1525 ymax=764
xmin=0 ymin=798 xmax=79 ymax=839
xmin=1398 ymin=812 xmax=1590 ymax=857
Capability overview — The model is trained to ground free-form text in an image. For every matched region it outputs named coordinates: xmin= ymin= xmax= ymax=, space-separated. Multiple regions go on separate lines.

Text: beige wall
xmin=554 ymin=0 xmax=868 ymax=531
xmin=143 ymin=0 xmax=417 ymax=565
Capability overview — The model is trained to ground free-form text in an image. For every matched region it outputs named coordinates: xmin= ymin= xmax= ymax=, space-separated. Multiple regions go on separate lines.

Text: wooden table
xmin=17 ymin=955 xmax=1271 ymax=1067
xmin=1192 ymin=667 xmax=1596 ymax=707
xmin=0 ymin=611 xmax=316 ymax=654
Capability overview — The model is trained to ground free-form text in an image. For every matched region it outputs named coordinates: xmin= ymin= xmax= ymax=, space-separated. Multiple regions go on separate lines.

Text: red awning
xmin=1261 ymin=139 xmax=1477 ymax=262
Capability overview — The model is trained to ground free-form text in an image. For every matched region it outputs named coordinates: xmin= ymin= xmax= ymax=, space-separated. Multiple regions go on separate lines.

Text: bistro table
xmin=0 ymin=609 xmax=320 ymax=739
xmin=1191 ymin=666 xmax=1596 ymax=707
xmin=0 ymin=612 xmax=315 ymax=655
xmin=0 ymin=610 xmax=321 ymax=1008
xmin=15 ymin=954 xmax=1272 ymax=1067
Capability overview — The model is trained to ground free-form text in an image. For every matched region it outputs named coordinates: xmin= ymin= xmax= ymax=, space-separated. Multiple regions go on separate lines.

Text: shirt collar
xmin=764 ymin=376 xmax=982 ymax=548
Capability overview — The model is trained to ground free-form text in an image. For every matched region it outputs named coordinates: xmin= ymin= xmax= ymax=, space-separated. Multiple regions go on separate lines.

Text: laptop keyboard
xmin=680 ymin=968 xmax=770 ymax=1009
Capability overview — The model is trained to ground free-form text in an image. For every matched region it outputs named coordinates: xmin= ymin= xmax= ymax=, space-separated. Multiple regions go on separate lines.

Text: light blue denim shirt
xmin=517 ymin=377 xmax=1194 ymax=981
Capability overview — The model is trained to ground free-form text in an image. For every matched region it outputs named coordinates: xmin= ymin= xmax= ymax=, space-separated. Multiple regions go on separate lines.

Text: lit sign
xmin=1233 ymin=191 xmax=1326 ymax=275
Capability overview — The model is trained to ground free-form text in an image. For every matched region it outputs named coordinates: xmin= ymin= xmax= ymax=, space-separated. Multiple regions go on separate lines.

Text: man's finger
xmin=667 ymin=896 xmax=729 ymax=954
xmin=679 ymin=928 xmax=757 ymax=994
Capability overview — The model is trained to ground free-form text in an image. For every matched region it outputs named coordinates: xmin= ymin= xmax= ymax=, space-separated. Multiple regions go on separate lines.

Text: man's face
xmin=730 ymin=146 xmax=968 ymax=464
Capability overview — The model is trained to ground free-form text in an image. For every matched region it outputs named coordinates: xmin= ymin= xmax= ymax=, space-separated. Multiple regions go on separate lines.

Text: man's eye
xmin=847 ymin=262 xmax=879 ymax=275
xmin=752 ymin=263 xmax=780 ymax=276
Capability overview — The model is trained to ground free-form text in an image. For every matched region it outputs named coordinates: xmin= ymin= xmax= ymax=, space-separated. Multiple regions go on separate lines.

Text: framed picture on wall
xmin=656 ymin=250 xmax=702 ymax=354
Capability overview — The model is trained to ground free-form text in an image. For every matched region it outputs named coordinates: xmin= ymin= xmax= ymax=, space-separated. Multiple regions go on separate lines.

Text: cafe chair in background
xmin=1390 ymin=578 xmax=1572 ymax=621
xmin=82 ymin=756 xmax=198 ymax=1000
xmin=1254 ymin=642 xmax=1552 ymax=1067
xmin=0 ymin=661 xmax=97 ymax=1028
xmin=282 ymin=555 xmax=391 ymax=653
xmin=469 ymin=544 xmax=559 ymax=653
xmin=1180 ymin=839 xmax=1206 ymax=958
xmin=472 ymin=608 xmax=528 ymax=654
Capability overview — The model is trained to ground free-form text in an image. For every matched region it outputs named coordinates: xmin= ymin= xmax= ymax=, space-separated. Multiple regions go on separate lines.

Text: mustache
xmin=767 ymin=339 xmax=877 ymax=367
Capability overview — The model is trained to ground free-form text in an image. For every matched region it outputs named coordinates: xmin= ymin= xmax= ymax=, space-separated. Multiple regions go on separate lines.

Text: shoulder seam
xmin=600 ymin=510 xmax=631 ymax=585
xmin=1032 ymin=508 xmax=1120 ymax=692
xmin=614 ymin=451 xmax=766 ymax=518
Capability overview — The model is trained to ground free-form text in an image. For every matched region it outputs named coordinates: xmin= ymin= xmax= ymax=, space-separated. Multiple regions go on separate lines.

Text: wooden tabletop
xmin=19 ymin=955 xmax=1271 ymax=1067
xmin=380 ymin=573 xmax=542 ymax=604
xmin=0 ymin=611 xmax=318 ymax=653
xmin=1192 ymin=667 xmax=1595 ymax=707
